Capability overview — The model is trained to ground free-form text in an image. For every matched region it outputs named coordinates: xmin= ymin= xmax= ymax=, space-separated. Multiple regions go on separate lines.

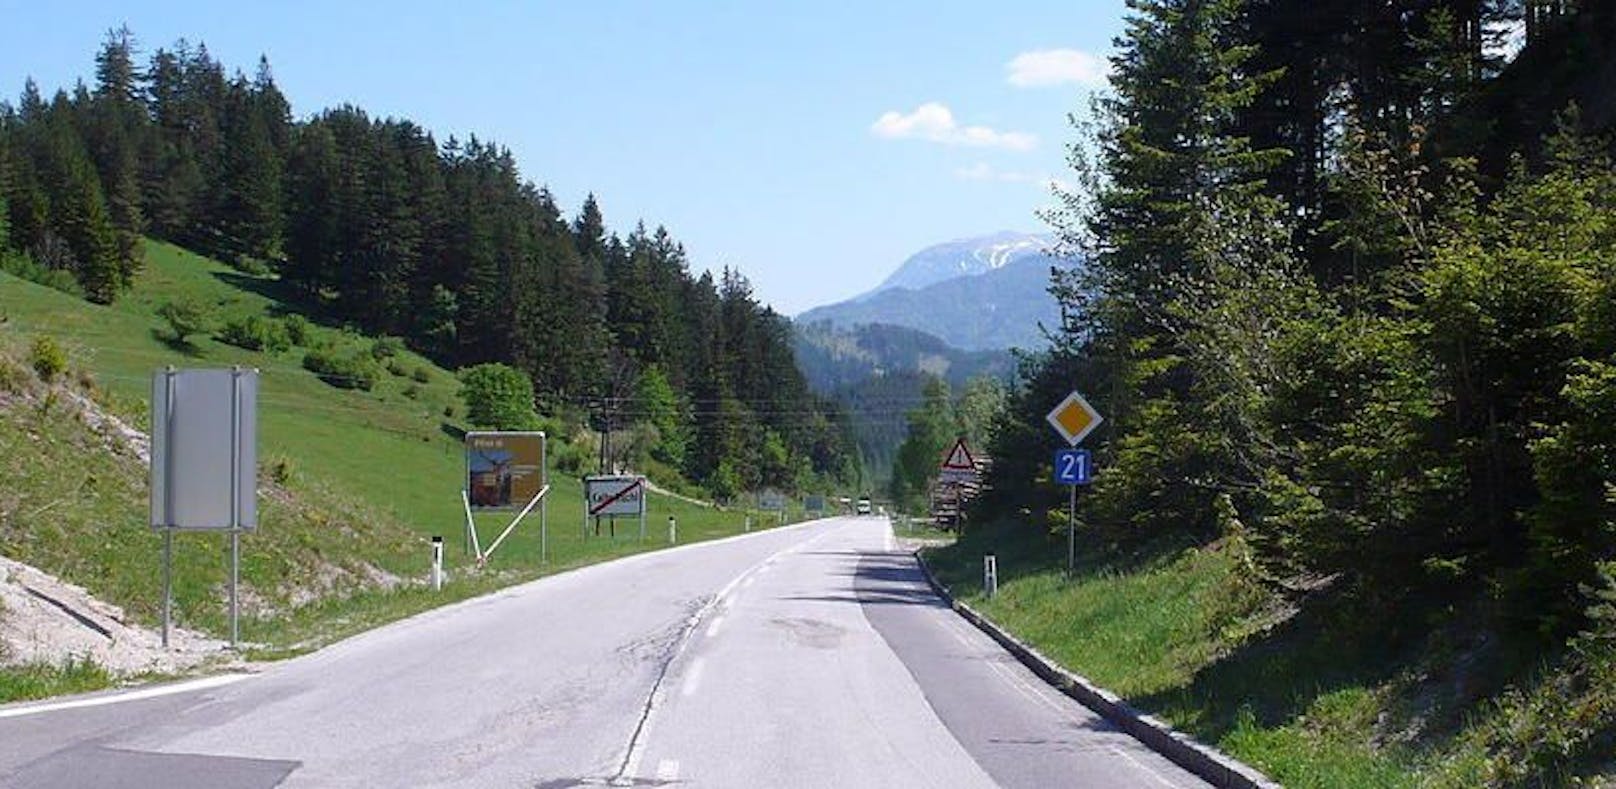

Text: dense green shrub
xmin=282 ymin=314 xmax=312 ymax=346
xmin=1 ymin=252 xmax=83 ymax=297
xmin=458 ymin=363 xmax=538 ymax=430
xmin=411 ymin=366 xmax=432 ymax=384
xmin=370 ymin=337 xmax=403 ymax=360
xmin=28 ymin=336 xmax=66 ymax=382
xmin=218 ymin=315 xmax=292 ymax=353
xmin=302 ymin=348 xmax=380 ymax=391
xmin=156 ymin=299 xmax=211 ymax=344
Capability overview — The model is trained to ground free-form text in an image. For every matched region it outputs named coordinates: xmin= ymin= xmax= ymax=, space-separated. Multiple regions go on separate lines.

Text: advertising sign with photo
xmin=466 ymin=432 xmax=547 ymax=510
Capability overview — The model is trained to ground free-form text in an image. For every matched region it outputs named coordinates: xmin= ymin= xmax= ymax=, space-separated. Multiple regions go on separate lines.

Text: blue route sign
xmin=1054 ymin=448 xmax=1093 ymax=485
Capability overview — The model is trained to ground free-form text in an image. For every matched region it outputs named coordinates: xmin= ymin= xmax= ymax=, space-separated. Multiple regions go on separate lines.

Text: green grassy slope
xmin=927 ymin=523 xmax=1616 ymax=786
xmin=0 ymin=239 xmax=787 ymax=681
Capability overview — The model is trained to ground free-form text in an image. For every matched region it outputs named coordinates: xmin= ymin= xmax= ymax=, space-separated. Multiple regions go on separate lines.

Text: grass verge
xmin=0 ymin=658 xmax=113 ymax=704
xmin=924 ymin=519 xmax=1616 ymax=786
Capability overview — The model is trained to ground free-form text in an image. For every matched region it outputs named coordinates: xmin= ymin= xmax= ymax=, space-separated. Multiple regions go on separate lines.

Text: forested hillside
xmin=964 ymin=1 xmax=1616 ymax=781
xmin=0 ymin=28 xmax=856 ymax=497
xmin=794 ymin=320 xmax=1013 ymax=488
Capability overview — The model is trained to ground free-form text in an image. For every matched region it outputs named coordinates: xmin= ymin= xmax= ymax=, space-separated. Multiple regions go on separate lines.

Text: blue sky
xmin=0 ymin=0 xmax=1125 ymax=314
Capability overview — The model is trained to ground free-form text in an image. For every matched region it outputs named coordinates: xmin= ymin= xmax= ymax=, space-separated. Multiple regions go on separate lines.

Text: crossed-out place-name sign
xmin=1047 ymin=390 xmax=1103 ymax=486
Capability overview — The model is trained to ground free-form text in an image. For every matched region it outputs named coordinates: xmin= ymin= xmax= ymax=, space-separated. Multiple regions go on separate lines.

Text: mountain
xmin=797 ymin=232 xmax=1077 ymax=351
xmin=869 ymin=231 xmax=1055 ymax=294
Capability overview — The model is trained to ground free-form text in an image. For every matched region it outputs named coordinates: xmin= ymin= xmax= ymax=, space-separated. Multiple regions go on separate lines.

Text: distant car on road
xmin=856 ymin=497 xmax=872 ymax=515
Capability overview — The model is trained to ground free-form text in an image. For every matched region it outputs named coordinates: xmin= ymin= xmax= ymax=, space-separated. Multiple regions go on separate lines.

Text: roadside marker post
xmin=668 ymin=516 xmax=677 ymax=544
xmin=1046 ymin=391 xmax=1103 ymax=576
xmin=984 ymin=553 xmax=999 ymax=598
xmin=431 ymin=536 xmax=444 ymax=591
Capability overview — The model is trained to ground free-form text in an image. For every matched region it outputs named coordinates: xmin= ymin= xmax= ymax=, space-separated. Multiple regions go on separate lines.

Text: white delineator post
xmin=668 ymin=516 xmax=677 ymax=544
xmin=984 ymin=553 xmax=999 ymax=598
xmin=431 ymin=536 xmax=444 ymax=591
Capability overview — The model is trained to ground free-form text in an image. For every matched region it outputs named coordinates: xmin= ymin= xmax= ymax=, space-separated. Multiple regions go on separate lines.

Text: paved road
xmin=0 ymin=517 xmax=1207 ymax=788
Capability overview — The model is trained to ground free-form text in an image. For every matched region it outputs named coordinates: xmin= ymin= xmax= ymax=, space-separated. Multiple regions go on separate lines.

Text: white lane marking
xmin=0 ymin=673 xmax=251 ymax=719
xmin=654 ymin=760 xmax=681 ymax=781
xmin=1109 ymin=745 xmax=1183 ymax=788
xmin=985 ymin=658 xmax=1056 ymax=712
xmin=705 ymin=613 xmax=726 ymax=638
xmin=681 ymin=658 xmax=706 ymax=697
xmin=741 ymin=575 xmax=756 ymax=589
xmin=941 ymin=618 xmax=978 ymax=649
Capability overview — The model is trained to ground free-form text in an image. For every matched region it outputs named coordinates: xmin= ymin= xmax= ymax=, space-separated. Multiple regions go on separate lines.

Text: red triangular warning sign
xmin=940 ymin=438 xmax=976 ymax=471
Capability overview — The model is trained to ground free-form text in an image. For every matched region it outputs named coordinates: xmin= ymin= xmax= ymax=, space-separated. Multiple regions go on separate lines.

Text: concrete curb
xmin=912 ymin=551 xmax=1282 ymax=789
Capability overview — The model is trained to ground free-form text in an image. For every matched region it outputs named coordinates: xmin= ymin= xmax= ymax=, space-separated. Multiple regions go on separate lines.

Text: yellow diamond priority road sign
xmin=1046 ymin=390 xmax=1103 ymax=446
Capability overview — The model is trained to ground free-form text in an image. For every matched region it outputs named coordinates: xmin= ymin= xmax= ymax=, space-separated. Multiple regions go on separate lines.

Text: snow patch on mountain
xmin=869 ymin=231 xmax=1054 ymax=295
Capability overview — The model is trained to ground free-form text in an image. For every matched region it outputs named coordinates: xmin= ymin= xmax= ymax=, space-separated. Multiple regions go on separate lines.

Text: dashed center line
xmin=654 ymin=759 xmax=681 ymax=781
xmin=681 ymin=657 xmax=707 ymax=697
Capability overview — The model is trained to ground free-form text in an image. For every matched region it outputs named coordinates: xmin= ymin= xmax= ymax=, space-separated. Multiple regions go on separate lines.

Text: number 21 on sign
xmin=1054 ymin=449 xmax=1092 ymax=486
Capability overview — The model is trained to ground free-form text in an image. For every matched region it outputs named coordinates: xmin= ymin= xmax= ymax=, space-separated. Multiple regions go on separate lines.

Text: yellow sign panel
xmin=1046 ymin=391 xmax=1103 ymax=446
xmin=466 ymin=432 xmax=547 ymax=510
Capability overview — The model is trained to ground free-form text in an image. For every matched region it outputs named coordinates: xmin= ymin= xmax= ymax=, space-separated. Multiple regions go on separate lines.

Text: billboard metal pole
xmin=229 ymin=366 xmax=241 ymax=648
xmin=541 ymin=435 xmax=548 ymax=563
xmin=161 ymin=366 xmax=175 ymax=650
xmin=162 ymin=529 xmax=172 ymax=649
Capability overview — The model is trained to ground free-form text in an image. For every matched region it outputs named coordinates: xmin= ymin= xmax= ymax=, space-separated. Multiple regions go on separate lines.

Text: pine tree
xmin=282 ymin=119 xmax=339 ymax=298
xmin=0 ymin=131 xmax=12 ymax=253
xmin=572 ymin=193 xmax=606 ymax=260
xmin=215 ymin=76 xmax=282 ymax=264
xmin=1041 ymin=0 xmax=1284 ymax=538
xmin=44 ymin=120 xmax=122 ymax=301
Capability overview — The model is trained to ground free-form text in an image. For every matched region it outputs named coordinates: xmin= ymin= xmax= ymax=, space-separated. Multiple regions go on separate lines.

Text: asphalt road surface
xmin=0 ymin=517 xmax=1208 ymax=788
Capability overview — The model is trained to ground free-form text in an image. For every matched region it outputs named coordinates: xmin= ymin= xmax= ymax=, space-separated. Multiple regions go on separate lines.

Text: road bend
xmin=0 ymin=517 xmax=1207 ymax=788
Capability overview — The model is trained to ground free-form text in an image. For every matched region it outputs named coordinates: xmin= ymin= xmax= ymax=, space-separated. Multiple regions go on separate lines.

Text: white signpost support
xmin=151 ymin=367 xmax=258 ymax=649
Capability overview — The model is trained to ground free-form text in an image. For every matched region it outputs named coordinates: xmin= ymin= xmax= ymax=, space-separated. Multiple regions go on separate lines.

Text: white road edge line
xmin=0 ymin=673 xmax=252 ymax=719
xmin=1109 ymin=745 xmax=1183 ymax=789
xmin=705 ymin=613 xmax=726 ymax=638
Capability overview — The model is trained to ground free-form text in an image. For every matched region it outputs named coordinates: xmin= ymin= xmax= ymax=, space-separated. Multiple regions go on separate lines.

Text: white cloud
xmin=1006 ymin=48 xmax=1108 ymax=88
xmin=871 ymin=102 xmax=1037 ymax=151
